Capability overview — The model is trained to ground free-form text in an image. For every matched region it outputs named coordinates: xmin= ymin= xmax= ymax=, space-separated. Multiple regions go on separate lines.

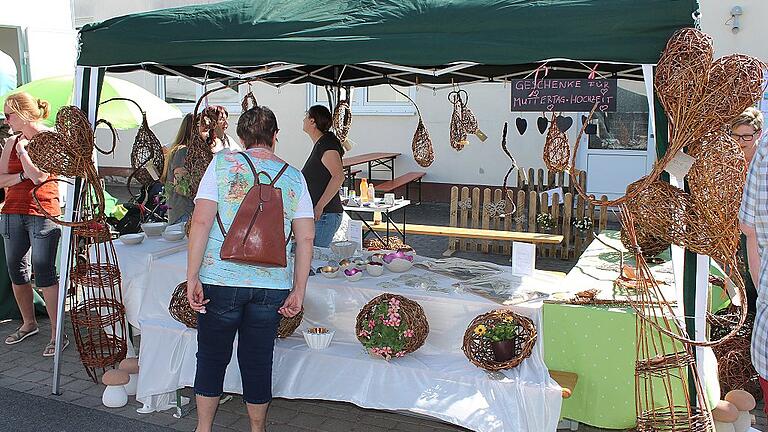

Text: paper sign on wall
xmin=347 ymin=220 xmax=363 ymax=252
xmin=511 ymin=241 xmax=536 ymax=276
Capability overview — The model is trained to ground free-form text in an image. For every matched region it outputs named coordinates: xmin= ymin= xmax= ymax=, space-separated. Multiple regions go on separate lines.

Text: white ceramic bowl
xmin=119 ymin=233 xmax=145 ymax=245
xmin=366 ymin=262 xmax=385 ymax=276
xmin=303 ymin=329 xmax=335 ymax=350
xmin=162 ymin=229 xmax=185 ymax=241
xmin=330 ymin=240 xmax=357 ymax=260
xmin=318 ymin=266 xmax=339 ymax=279
xmin=384 ymin=257 xmax=413 ymax=273
xmin=141 ymin=222 xmax=167 ymax=237
xmin=344 ymin=270 xmax=363 ymax=282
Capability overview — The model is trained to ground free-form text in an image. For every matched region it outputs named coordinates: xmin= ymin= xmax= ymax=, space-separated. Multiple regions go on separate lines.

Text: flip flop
xmin=4 ymin=326 xmax=39 ymax=345
xmin=43 ymin=335 xmax=69 ymax=357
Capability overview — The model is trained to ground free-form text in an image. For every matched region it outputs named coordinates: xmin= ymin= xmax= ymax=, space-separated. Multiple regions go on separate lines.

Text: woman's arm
xmin=0 ymin=173 xmax=24 ymax=188
xmin=741 ymin=221 xmax=761 ymax=285
xmin=15 ymin=138 xmax=48 ymax=185
xmin=0 ymin=136 xmax=15 ymax=174
xmin=279 ymin=217 xmax=315 ymax=318
xmin=186 ymin=199 xmax=216 ymax=312
xmin=314 ymin=150 xmax=345 ymax=220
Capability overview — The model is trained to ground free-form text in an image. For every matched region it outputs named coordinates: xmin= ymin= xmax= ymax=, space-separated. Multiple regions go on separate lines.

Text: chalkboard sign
xmin=511 ymin=79 xmax=617 ymax=113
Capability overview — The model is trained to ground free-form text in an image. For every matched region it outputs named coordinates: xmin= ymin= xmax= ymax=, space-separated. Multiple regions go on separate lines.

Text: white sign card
xmin=541 ymin=187 xmax=564 ymax=207
xmin=511 ymin=241 xmax=536 ymax=276
xmin=346 ymin=220 xmax=364 ymax=252
xmin=664 ymin=151 xmax=695 ymax=180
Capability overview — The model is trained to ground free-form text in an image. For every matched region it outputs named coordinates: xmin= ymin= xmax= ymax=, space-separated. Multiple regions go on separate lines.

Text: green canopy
xmin=77 ymin=0 xmax=696 ymax=85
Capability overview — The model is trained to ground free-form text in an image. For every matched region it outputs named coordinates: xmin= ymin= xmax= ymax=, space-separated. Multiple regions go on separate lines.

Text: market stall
xmin=51 ymin=1 xmax=708 ymax=431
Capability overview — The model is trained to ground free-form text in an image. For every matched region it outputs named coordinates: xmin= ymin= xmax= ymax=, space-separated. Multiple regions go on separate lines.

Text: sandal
xmin=5 ymin=326 xmax=39 ymax=345
xmin=43 ymin=335 xmax=69 ymax=357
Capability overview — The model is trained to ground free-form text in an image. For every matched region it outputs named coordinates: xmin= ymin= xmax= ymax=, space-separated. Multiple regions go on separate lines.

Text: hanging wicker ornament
xmin=448 ymin=89 xmax=485 ymax=151
xmin=128 ymin=112 xmax=164 ymax=188
xmin=183 ymin=105 xmax=227 ymax=197
xmin=241 ymin=84 xmax=258 ymax=111
xmin=389 ymin=84 xmax=434 ymax=167
xmin=543 ymin=112 xmax=569 ymax=172
xmin=500 ymin=122 xmax=519 ymax=215
xmin=332 ymin=98 xmax=352 ymax=145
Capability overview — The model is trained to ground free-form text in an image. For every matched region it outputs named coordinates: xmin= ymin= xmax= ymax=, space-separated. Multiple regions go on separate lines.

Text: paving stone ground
xmin=0 ymin=199 xmax=765 ymax=431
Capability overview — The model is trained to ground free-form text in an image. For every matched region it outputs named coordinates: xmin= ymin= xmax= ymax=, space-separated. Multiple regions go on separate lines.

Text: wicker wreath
xmin=170 ymin=281 xmax=304 ymax=337
xmin=462 ymin=309 xmax=537 ymax=371
xmin=355 ymin=293 xmax=429 ymax=356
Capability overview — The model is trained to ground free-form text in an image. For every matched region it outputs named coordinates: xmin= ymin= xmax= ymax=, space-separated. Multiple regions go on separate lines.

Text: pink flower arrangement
xmin=358 ymin=296 xmax=414 ymax=360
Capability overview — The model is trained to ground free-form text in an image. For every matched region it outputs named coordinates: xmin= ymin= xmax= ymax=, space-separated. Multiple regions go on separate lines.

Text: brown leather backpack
xmin=216 ymin=153 xmax=290 ymax=267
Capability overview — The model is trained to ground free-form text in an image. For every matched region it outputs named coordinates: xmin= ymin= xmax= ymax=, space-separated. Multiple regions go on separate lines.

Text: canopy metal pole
xmin=52 ymin=65 xmax=105 ymax=395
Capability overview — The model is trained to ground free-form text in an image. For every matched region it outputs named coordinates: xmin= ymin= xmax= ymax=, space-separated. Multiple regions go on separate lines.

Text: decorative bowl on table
xmin=119 ymin=233 xmax=145 ymax=245
xmin=338 ymin=259 xmax=354 ymax=270
xmin=162 ymin=229 xmax=185 ymax=242
xmin=303 ymin=327 xmax=335 ymax=350
xmin=397 ymin=246 xmax=416 ymax=257
xmin=344 ymin=267 xmax=363 ymax=282
xmin=141 ymin=222 xmax=167 ymax=237
xmin=330 ymin=240 xmax=357 ymax=260
xmin=368 ymin=252 xmax=386 ymax=264
xmin=366 ymin=261 xmax=385 ymax=276
xmin=318 ymin=266 xmax=339 ymax=279
xmin=383 ymin=252 xmax=414 ymax=273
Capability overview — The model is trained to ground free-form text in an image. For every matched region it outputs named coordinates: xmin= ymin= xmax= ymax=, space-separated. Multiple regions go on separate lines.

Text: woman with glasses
xmin=1 ymin=92 xmax=65 ymax=356
xmin=737 ymin=106 xmax=768 ymax=412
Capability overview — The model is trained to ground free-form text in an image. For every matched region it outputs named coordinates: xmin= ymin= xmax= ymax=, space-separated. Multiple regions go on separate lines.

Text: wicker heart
xmin=28 ymin=131 xmax=82 ymax=177
xmin=655 ymin=28 xmax=714 ymax=116
xmin=698 ymin=55 xmax=765 ymax=135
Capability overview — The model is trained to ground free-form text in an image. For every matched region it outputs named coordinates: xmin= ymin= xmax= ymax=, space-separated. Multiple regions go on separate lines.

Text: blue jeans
xmin=194 ymin=284 xmax=289 ymax=404
xmin=0 ymin=214 xmax=61 ymax=287
xmin=314 ymin=212 xmax=343 ymax=248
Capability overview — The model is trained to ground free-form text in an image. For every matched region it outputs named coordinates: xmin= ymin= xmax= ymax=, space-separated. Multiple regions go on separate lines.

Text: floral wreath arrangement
xmin=536 ymin=213 xmax=555 ymax=231
xmin=572 ymin=216 xmax=593 ymax=232
xmin=462 ymin=309 xmax=537 ymax=371
xmin=355 ymin=293 xmax=429 ymax=360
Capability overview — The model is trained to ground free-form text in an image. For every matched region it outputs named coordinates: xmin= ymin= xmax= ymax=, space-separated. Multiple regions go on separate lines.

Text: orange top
xmin=2 ymin=137 xmax=60 ymax=217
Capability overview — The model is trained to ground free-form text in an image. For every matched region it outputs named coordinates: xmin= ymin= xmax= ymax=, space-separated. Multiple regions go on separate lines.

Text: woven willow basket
xmin=355 ymin=293 xmax=429 ymax=356
xmin=462 ymin=309 xmax=537 ymax=371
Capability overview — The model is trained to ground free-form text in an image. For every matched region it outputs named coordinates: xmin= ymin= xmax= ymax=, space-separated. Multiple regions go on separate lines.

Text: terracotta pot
xmin=491 ymin=339 xmax=517 ymax=362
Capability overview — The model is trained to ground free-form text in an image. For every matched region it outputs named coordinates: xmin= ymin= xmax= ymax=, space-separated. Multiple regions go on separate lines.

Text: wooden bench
xmin=376 ymin=172 xmax=425 ymax=203
xmin=371 ymin=223 xmax=563 ymax=247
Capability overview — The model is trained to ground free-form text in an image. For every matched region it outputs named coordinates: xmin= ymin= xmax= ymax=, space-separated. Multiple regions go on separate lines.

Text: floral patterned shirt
xmin=195 ymin=148 xmax=313 ymax=289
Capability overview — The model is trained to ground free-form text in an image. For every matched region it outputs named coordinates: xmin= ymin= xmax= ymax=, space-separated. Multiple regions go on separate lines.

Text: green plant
xmin=473 ymin=317 xmax=520 ymax=342
xmin=358 ymin=297 xmax=416 ymax=360
xmin=536 ymin=213 xmax=555 ymax=230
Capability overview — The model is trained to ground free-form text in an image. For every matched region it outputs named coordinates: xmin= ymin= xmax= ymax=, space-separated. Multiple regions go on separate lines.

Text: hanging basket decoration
xmin=332 ymin=98 xmax=352 ymax=145
xmin=277 ymin=309 xmax=304 ymax=338
xmin=543 ymin=112 xmax=569 ymax=172
xmin=388 ymin=84 xmax=434 ymax=167
xmin=462 ymin=309 xmax=537 ymax=371
xmin=169 ymin=281 xmax=197 ymax=329
xmin=355 ymin=293 xmax=429 ymax=358
xmin=241 ymin=84 xmax=258 ymax=111
xmin=128 ymin=113 xmax=164 ymax=188
xmin=183 ymin=105 xmax=228 ymax=197
xmin=449 ymin=90 xmax=469 ymax=151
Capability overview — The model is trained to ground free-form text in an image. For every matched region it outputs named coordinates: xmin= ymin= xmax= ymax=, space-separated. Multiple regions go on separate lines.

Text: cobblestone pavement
xmin=0 ymin=200 xmax=765 ymax=431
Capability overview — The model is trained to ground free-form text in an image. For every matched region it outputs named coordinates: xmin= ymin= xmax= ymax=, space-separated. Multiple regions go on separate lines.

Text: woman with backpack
xmin=186 ymin=106 xmax=314 ymax=432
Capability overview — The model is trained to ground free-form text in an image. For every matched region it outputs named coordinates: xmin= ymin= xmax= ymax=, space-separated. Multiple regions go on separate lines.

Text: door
xmin=576 ymin=80 xmax=655 ymax=201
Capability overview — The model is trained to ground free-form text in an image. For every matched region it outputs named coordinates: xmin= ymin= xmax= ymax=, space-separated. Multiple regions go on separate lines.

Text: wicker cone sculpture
xmin=543 ymin=112 xmax=570 ymax=172
xmin=619 ymin=208 xmax=715 ymax=431
xmin=462 ymin=309 xmax=537 ymax=371
xmin=355 ymin=294 xmax=428 ymax=358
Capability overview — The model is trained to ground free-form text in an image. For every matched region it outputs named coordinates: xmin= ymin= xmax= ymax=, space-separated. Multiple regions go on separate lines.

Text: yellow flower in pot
xmin=473 ymin=324 xmax=488 ymax=336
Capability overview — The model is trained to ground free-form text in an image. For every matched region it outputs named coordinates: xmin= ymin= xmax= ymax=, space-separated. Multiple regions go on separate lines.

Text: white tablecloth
xmin=121 ymin=247 xmax=562 ymax=432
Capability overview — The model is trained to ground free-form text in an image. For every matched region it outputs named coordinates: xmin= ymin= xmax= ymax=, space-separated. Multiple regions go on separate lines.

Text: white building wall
xmin=699 ymin=0 xmax=768 ymax=60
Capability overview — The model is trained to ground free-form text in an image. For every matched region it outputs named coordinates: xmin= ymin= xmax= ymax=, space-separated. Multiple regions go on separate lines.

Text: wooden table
xmin=371 ymin=223 xmax=564 ymax=245
xmin=344 ymin=199 xmax=410 ymax=249
xmin=342 ymin=152 xmax=401 ymax=183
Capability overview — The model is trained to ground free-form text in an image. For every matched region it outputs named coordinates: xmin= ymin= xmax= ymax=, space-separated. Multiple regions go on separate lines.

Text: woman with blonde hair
xmin=1 ymin=92 xmax=65 ymax=356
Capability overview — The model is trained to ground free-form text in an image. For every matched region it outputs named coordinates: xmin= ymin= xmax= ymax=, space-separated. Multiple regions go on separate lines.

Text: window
xmin=157 ymin=76 xmax=244 ymax=114
xmin=587 ymin=80 xmax=649 ymax=151
xmin=307 ymin=85 xmax=416 ymax=116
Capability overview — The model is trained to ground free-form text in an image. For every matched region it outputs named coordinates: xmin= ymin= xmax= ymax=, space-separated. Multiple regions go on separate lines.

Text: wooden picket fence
xmin=446 ymin=168 xmax=609 ymax=260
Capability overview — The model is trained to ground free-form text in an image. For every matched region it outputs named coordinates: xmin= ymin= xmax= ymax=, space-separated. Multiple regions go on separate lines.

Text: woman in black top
xmin=301 ymin=105 xmax=345 ymax=247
